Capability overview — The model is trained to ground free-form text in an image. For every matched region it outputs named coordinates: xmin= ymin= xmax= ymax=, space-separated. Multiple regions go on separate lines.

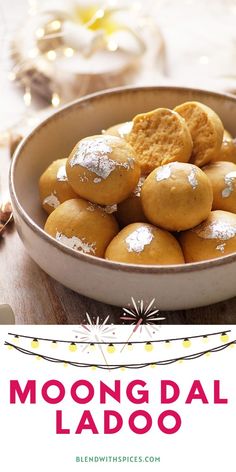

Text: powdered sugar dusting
xmin=188 ymin=166 xmax=198 ymax=190
xmin=125 ymin=226 xmax=154 ymax=253
xmin=56 ymin=165 xmax=67 ymax=182
xmin=56 ymin=232 xmax=96 ymax=254
xmin=193 ymin=220 xmax=236 ymax=240
xmin=43 ymin=193 xmax=60 ymax=209
xmin=156 ymin=164 xmax=172 ymax=182
xmin=222 ymin=171 xmax=236 ymax=198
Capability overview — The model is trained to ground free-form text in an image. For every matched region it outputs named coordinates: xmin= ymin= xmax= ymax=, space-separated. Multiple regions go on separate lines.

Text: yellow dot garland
xmin=4 ymin=338 xmax=236 ymax=370
xmin=7 ymin=330 xmax=233 ymax=354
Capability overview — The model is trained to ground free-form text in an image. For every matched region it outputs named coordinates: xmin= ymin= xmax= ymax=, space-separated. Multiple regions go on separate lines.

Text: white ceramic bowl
xmin=10 ymin=86 xmax=236 ymax=310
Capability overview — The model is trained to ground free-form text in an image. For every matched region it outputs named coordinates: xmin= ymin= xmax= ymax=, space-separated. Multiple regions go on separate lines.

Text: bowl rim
xmin=10 ymin=84 xmax=236 ymax=275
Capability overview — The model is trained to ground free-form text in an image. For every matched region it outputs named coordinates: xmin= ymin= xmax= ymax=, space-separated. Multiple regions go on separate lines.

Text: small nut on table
xmin=0 ymin=201 xmax=12 ymax=223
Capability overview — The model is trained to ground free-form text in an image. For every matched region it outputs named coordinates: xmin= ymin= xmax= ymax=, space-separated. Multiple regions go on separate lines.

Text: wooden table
xmin=1 ymin=146 xmax=236 ymax=325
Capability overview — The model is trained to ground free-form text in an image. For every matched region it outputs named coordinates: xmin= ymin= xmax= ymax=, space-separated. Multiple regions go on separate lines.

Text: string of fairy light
xmin=7 ymin=330 xmax=232 ymax=352
xmin=5 ymin=338 xmax=236 ymax=370
xmin=9 ymin=1 xmax=147 ymax=110
xmin=6 ymin=329 xmax=234 ymax=354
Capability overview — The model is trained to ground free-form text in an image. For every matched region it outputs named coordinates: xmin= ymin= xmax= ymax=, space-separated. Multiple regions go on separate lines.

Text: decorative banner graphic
xmin=5 ymin=328 xmax=235 ymax=369
xmin=0 ymin=324 xmax=236 ymax=472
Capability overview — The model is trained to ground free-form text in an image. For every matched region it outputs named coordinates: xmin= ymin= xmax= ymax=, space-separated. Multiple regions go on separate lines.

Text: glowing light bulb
xmin=229 ymin=343 xmax=235 ymax=349
xmin=69 ymin=342 xmax=77 ymax=352
xmin=182 ymin=338 xmax=191 ymax=348
xmin=7 ymin=345 xmax=13 ymax=350
xmin=89 ymin=343 xmax=96 ymax=351
xmin=150 ymin=363 xmax=156 ymax=368
xmin=63 ymin=362 xmax=68 ymax=368
xmin=51 ymin=341 xmax=58 ymax=349
xmin=127 ymin=343 xmax=133 ymax=351
xmin=24 ymin=88 xmax=32 ymax=107
xmin=205 ymin=351 xmax=211 ymax=357
xmin=145 ymin=342 xmax=153 ymax=352
xmin=36 ymin=27 xmax=45 ymax=39
xmin=220 ymin=332 xmax=229 ymax=343
xmin=31 ymin=338 xmax=39 ymax=349
xmin=202 ymin=335 xmax=209 ymax=344
xmin=64 ymin=47 xmax=74 ymax=57
xmin=35 ymin=355 xmax=42 ymax=361
xmin=50 ymin=20 xmax=61 ymax=31
xmin=178 ymin=359 xmax=184 ymax=364
xmin=51 ymin=93 xmax=60 ymax=107
xmin=107 ymin=343 xmax=116 ymax=354
xmin=120 ymin=367 xmax=126 ymax=372
xmin=13 ymin=335 xmax=19 ymax=344
xmin=47 ymin=50 xmax=57 ymax=61
xmin=91 ymin=365 xmax=97 ymax=371
xmin=165 ymin=340 xmax=171 ymax=348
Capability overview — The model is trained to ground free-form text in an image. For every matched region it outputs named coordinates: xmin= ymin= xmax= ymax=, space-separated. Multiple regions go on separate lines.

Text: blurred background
xmin=1 ymin=0 xmax=236 ymax=146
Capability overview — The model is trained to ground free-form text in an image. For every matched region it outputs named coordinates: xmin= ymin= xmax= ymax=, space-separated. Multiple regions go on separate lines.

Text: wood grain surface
xmin=1 ymin=145 xmax=236 ymax=325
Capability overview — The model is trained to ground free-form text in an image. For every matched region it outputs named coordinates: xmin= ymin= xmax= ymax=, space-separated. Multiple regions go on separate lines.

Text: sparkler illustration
xmin=73 ymin=313 xmax=116 ymax=368
xmin=120 ymin=298 xmax=165 ymax=352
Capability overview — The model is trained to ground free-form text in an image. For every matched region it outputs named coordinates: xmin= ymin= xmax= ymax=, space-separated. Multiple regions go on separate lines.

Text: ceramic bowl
xmin=10 ymin=86 xmax=236 ymax=310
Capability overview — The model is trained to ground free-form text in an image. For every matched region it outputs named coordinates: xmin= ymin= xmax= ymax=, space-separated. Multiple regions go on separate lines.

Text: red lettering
xmin=10 ymin=380 xmax=36 ymax=404
xmin=158 ymin=410 xmax=181 ymax=434
xmin=186 ymin=380 xmax=208 ymax=404
xmin=104 ymin=410 xmax=123 ymax=433
xmin=56 ymin=410 xmax=70 ymax=434
xmin=161 ymin=381 xmax=180 ymax=403
xmin=75 ymin=411 xmax=98 ymax=434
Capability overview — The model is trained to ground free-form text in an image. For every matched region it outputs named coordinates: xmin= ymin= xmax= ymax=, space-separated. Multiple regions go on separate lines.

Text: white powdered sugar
xmin=125 ymin=226 xmax=154 ymax=253
xmin=56 ymin=165 xmax=68 ymax=182
xmin=56 ymin=232 xmax=96 ymax=254
xmin=188 ymin=166 xmax=198 ymax=190
xmin=156 ymin=164 xmax=172 ymax=182
xmin=222 ymin=171 xmax=236 ymax=198
xmin=193 ymin=220 xmax=236 ymax=240
xmin=43 ymin=193 xmax=60 ymax=209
